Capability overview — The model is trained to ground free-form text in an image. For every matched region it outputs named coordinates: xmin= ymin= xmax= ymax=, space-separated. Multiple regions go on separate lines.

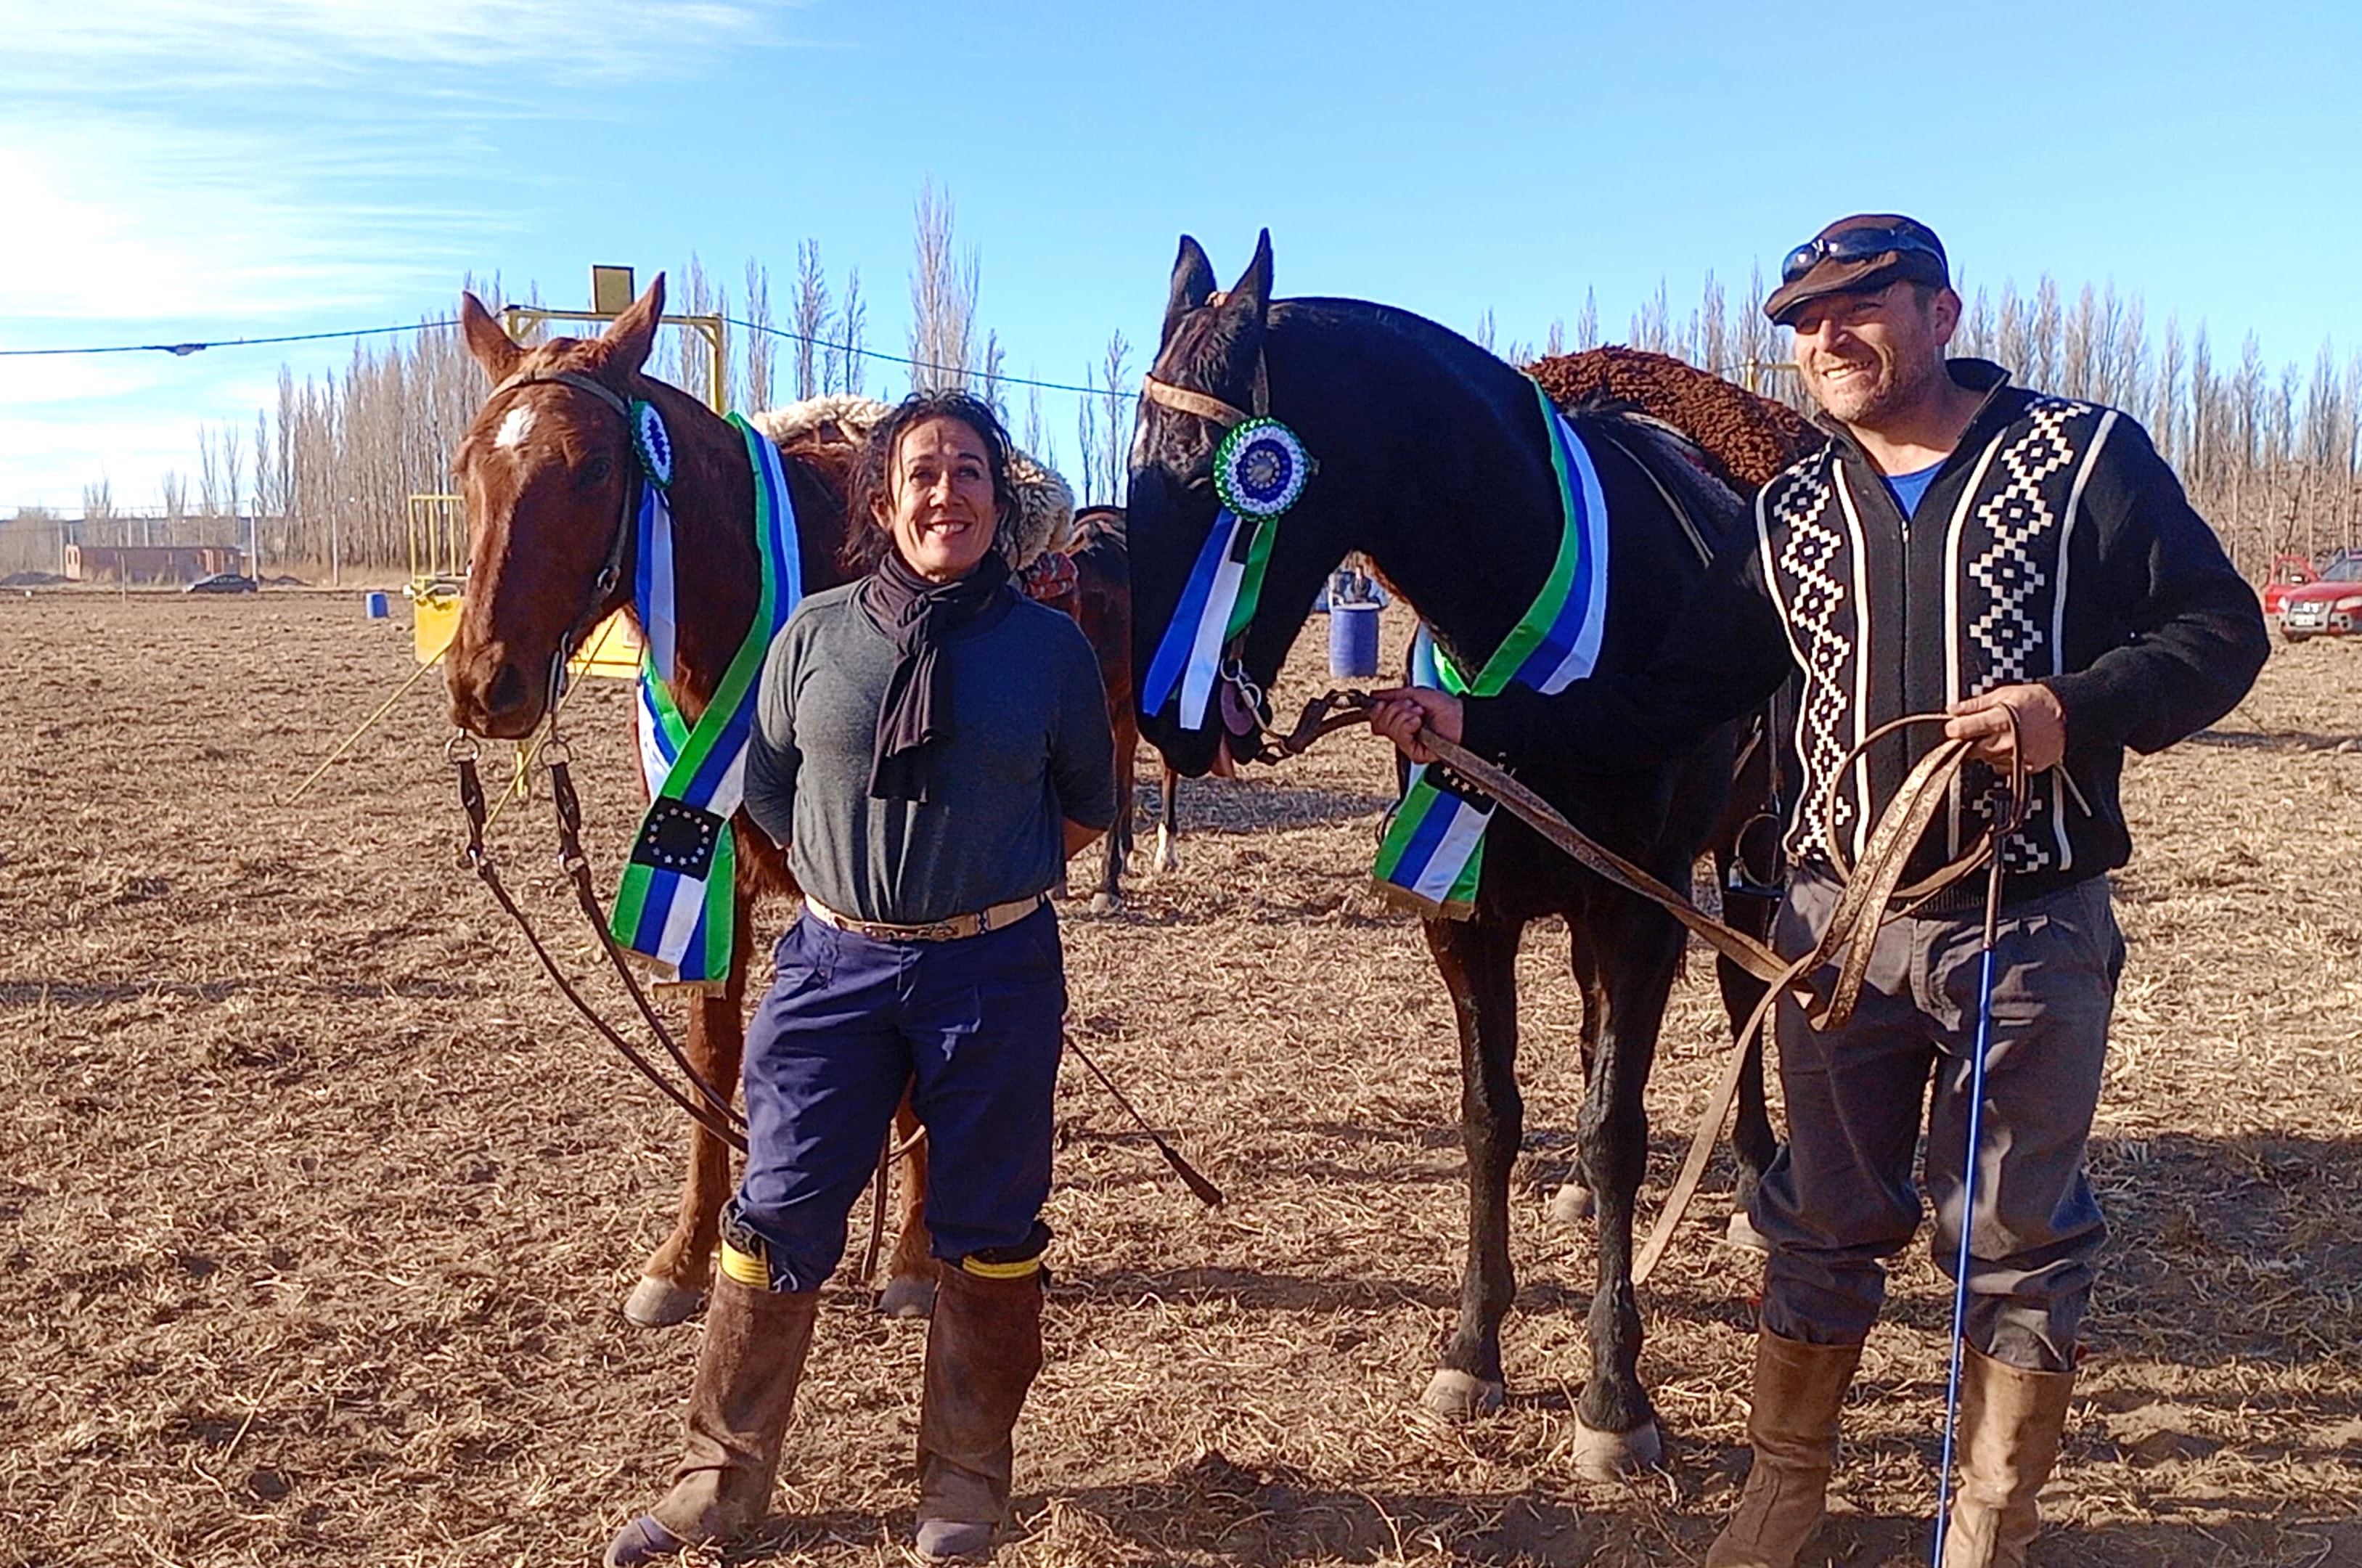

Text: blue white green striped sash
xmin=609 ymin=415 xmax=802 ymax=987
xmin=1370 ymin=385 xmax=1609 ymax=918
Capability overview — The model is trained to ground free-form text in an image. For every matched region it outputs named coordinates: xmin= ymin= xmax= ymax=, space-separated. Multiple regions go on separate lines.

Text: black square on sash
xmin=630 ymin=799 xmax=725 ymax=880
xmin=1428 ymin=764 xmax=1495 ymax=813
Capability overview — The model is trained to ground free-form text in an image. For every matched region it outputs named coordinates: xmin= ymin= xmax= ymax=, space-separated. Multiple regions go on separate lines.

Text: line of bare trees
xmin=16 ymin=228 xmax=2358 ymax=581
xmin=1505 ymin=266 xmax=2362 ymax=578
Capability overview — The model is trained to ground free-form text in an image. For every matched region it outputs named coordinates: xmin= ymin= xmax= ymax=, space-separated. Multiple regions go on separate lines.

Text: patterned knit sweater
xmin=1460 ymin=360 xmax=2270 ymax=907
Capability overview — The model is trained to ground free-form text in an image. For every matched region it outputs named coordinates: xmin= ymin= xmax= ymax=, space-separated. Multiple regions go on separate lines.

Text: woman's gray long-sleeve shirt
xmin=742 ymin=581 xmax=1116 ymax=926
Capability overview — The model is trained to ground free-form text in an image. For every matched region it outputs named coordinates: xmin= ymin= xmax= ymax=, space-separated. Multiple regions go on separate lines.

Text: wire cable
xmin=1 ymin=312 xmax=1143 ymax=402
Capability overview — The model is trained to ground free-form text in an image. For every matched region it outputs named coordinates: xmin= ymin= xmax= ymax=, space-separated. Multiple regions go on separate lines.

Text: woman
xmin=608 ymin=391 xmax=1116 ymax=1566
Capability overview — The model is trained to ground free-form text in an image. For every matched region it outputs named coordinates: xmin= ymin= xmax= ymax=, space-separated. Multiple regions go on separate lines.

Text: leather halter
xmin=480 ymin=367 xmax=647 ymax=702
xmin=1140 ymin=375 xmax=1254 ymax=429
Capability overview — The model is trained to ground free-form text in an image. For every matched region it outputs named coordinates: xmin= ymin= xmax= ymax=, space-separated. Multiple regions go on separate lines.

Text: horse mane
xmin=1525 ymin=346 xmax=1821 ymax=492
xmin=748 ymin=395 xmax=1076 ymax=571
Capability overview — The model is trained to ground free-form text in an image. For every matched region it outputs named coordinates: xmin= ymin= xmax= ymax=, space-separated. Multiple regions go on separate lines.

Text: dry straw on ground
xmin=1 ymin=595 xmax=2357 ymax=1567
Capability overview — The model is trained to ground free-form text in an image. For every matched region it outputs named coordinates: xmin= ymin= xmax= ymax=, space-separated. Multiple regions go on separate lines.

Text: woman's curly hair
xmin=841 ymin=388 xmax=1019 ymax=572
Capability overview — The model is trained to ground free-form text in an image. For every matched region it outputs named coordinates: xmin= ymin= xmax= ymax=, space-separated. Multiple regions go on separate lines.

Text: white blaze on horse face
xmin=494 ymin=404 xmax=536 ymax=452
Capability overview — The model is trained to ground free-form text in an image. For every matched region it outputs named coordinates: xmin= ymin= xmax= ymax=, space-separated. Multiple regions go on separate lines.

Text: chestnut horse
xmin=446 ymin=277 xmax=944 ymax=1323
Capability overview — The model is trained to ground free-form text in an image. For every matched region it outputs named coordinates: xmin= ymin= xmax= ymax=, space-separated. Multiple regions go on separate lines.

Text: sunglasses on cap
xmin=1780 ymin=224 xmax=1945 ymax=285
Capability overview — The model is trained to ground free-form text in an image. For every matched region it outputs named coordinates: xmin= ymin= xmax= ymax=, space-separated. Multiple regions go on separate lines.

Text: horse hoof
xmin=877 ymin=1275 xmax=938 ymax=1320
xmin=1725 ymin=1209 xmax=1771 ymax=1254
xmin=1549 ymin=1183 xmax=1595 ymax=1226
xmin=621 ymin=1275 xmax=703 ymax=1329
xmin=1569 ymin=1414 xmax=1662 ymax=1480
xmin=1151 ymin=828 xmax=1180 ymax=874
xmin=1089 ymin=891 xmax=1119 ymax=915
xmin=1420 ymin=1368 xmax=1505 ymax=1421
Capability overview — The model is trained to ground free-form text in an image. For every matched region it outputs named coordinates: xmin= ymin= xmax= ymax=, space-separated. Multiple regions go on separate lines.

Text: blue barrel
xmin=364 ymin=591 xmax=390 ymax=618
xmin=1329 ymin=602 xmax=1381 ymax=678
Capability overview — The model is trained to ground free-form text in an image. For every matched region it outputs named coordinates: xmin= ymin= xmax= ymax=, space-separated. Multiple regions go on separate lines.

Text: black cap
xmin=1765 ymin=214 xmax=1950 ymax=326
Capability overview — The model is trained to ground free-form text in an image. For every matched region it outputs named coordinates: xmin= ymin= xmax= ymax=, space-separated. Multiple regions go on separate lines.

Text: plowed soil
xmin=2 ymin=592 xmax=2357 ymax=1567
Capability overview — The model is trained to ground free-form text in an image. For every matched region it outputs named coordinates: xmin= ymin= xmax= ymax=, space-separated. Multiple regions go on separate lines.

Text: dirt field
xmin=3 ymin=592 xmax=2358 ymax=1568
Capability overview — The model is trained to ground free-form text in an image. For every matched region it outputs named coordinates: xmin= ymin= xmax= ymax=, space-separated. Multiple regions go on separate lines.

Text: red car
xmin=2262 ymin=554 xmax=2318 ymax=618
xmin=2279 ymin=551 xmax=2362 ymax=642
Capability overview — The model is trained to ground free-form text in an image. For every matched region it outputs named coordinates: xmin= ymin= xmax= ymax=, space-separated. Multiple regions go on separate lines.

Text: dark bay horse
xmin=1128 ymin=234 xmax=1781 ymax=1477
xmin=1026 ymin=504 xmax=1190 ymax=907
xmin=445 ymin=278 xmax=942 ymax=1324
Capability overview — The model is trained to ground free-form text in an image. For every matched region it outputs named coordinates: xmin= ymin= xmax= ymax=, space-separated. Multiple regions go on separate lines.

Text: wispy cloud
xmin=1 ymin=1 xmax=783 ymax=90
xmin=0 ymin=0 xmax=796 ymax=502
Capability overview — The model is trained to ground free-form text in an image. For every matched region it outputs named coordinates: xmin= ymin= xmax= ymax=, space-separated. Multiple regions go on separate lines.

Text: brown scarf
xmin=860 ymin=547 xmax=1015 ymax=802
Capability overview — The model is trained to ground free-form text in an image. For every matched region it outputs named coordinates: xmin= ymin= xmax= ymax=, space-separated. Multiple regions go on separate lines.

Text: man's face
xmin=1788 ymin=282 xmax=1961 ymax=428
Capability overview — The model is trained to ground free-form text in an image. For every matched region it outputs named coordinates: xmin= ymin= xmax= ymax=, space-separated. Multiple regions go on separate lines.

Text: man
xmin=1370 ymin=215 xmax=2268 ymax=1567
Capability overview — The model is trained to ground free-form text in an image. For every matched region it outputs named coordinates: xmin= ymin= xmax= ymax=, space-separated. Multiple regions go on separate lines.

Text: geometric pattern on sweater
xmin=1762 ymin=454 xmax=1860 ymax=867
xmin=1757 ymin=391 xmax=2120 ymax=881
xmin=1953 ymin=396 xmax=2112 ymax=872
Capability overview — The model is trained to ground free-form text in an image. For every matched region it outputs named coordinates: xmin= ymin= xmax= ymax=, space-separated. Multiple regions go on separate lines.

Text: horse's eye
xmin=1183 ymin=471 xmax=1214 ymax=494
xmin=581 ymin=454 xmax=613 ymax=487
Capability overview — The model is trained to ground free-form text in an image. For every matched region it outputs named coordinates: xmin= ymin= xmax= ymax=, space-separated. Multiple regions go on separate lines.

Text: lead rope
xmin=1270 ymin=690 xmax=2022 ymax=1286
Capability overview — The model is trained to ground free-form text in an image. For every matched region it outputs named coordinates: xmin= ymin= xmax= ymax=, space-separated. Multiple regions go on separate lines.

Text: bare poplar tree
xmin=836 ymin=270 xmax=867 ymax=397
xmin=1098 ymin=331 xmax=1132 ymax=504
xmin=745 ymin=258 xmax=776 ymax=412
xmin=1075 ymin=364 xmax=1103 ymax=506
xmin=793 ymin=242 xmax=828 ymax=401
xmin=981 ymin=330 xmax=1008 ymax=419
xmin=908 ymin=180 xmax=978 ymax=390
xmin=1574 ymin=289 xmax=1601 ymax=351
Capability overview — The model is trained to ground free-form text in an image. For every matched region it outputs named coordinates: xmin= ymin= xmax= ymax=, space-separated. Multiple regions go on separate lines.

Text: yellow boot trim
xmin=959 ymin=1254 xmax=1042 ymax=1280
xmin=719 ymin=1238 xmax=771 ymax=1289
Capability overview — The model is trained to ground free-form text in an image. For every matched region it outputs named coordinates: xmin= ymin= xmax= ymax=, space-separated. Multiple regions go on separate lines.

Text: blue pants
xmin=728 ymin=904 xmax=1067 ymax=1292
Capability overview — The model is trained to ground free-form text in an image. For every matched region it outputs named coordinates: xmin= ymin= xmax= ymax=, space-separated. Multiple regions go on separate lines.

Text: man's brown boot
xmin=605 ymin=1266 xmax=820 ymax=1567
xmin=1705 ymin=1330 xmax=1865 ymax=1568
xmin=1938 ymin=1345 xmax=2075 ymax=1568
xmin=914 ymin=1259 xmax=1045 ymax=1562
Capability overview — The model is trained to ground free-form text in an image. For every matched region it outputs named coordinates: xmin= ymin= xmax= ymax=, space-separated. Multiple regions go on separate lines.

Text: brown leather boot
xmin=1939 ymin=1345 xmax=2076 ymax=1568
xmin=914 ymin=1259 xmax=1045 ymax=1562
xmin=605 ymin=1267 xmax=820 ymax=1567
xmin=1705 ymin=1330 xmax=1864 ymax=1568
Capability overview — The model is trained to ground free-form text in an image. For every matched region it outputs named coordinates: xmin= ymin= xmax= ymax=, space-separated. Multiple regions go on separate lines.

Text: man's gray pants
xmin=1752 ymin=867 xmax=2125 ymax=1373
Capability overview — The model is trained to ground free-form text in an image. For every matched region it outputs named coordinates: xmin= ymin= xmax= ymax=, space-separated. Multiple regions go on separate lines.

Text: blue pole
xmin=1931 ymin=781 xmax=2016 ymax=1567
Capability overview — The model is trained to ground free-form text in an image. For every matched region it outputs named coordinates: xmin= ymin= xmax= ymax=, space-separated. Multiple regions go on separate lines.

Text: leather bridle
xmin=478 ymin=366 xmax=647 ymax=711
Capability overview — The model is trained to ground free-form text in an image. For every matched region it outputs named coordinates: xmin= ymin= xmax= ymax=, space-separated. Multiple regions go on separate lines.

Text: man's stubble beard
xmin=1812 ymin=343 xmax=1945 ymax=432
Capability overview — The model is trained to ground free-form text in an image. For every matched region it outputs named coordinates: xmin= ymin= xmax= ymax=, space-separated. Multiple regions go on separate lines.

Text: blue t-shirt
xmin=1887 ymin=461 xmax=1943 ymax=520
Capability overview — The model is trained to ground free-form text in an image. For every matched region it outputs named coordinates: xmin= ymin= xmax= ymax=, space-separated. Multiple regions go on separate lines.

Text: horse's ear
xmin=1227 ymin=229 xmax=1273 ymax=322
xmin=1162 ymin=235 xmax=1216 ymax=345
xmin=459 ymin=291 xmax=523 ymax=383
xmin=596 ymin=273 xmax=666 ymax=378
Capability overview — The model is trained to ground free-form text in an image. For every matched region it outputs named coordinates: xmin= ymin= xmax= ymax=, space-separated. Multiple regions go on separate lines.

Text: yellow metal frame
xmin=404 ymin=490 xmax=640 ymax=679
xmin=501 ymin=305 xmax=729 ymax=415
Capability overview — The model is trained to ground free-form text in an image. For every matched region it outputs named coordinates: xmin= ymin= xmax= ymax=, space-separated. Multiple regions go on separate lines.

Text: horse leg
xmin=1715 ymin=881 xmax=1781 ymax=1255
xmin=878 ymin=1086 xmax=937 ymax=1318
xmin=624 ymin=987 xmax=744 ymax=1328
xmin=1420 ymin=915 xmax=1524 ymax=1421
xmin=1151 ymin=764 xmax=1180 ymax=874
xmin=1093 ymin=714 xmax=1139 ymax=914
xmin=1549 ymin=927 xmax=1603 ymax=1228
xmin=1566 ymin=890 xmax=1685 ymax=1477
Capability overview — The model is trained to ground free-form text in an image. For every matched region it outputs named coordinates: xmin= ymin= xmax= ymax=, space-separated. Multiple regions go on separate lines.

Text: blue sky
xmin=4 ymin=0 xmax=2358 ymax=509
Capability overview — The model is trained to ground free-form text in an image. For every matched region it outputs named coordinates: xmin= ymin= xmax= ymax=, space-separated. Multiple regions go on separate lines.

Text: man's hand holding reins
xmin=1367 ymin=687 xmax=1463 ymax=765
xmin=1945 ymin=683 xmax=2067 ymax=772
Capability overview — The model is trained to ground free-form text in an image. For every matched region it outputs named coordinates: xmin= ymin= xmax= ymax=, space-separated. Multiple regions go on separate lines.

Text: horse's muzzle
xmin=447 ymin=645 xmax=542 ymax=738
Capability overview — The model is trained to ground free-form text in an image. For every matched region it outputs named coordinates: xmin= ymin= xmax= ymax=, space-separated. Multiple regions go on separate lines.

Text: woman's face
xmin=875 ymin=415 xmax=1000 ymax=581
